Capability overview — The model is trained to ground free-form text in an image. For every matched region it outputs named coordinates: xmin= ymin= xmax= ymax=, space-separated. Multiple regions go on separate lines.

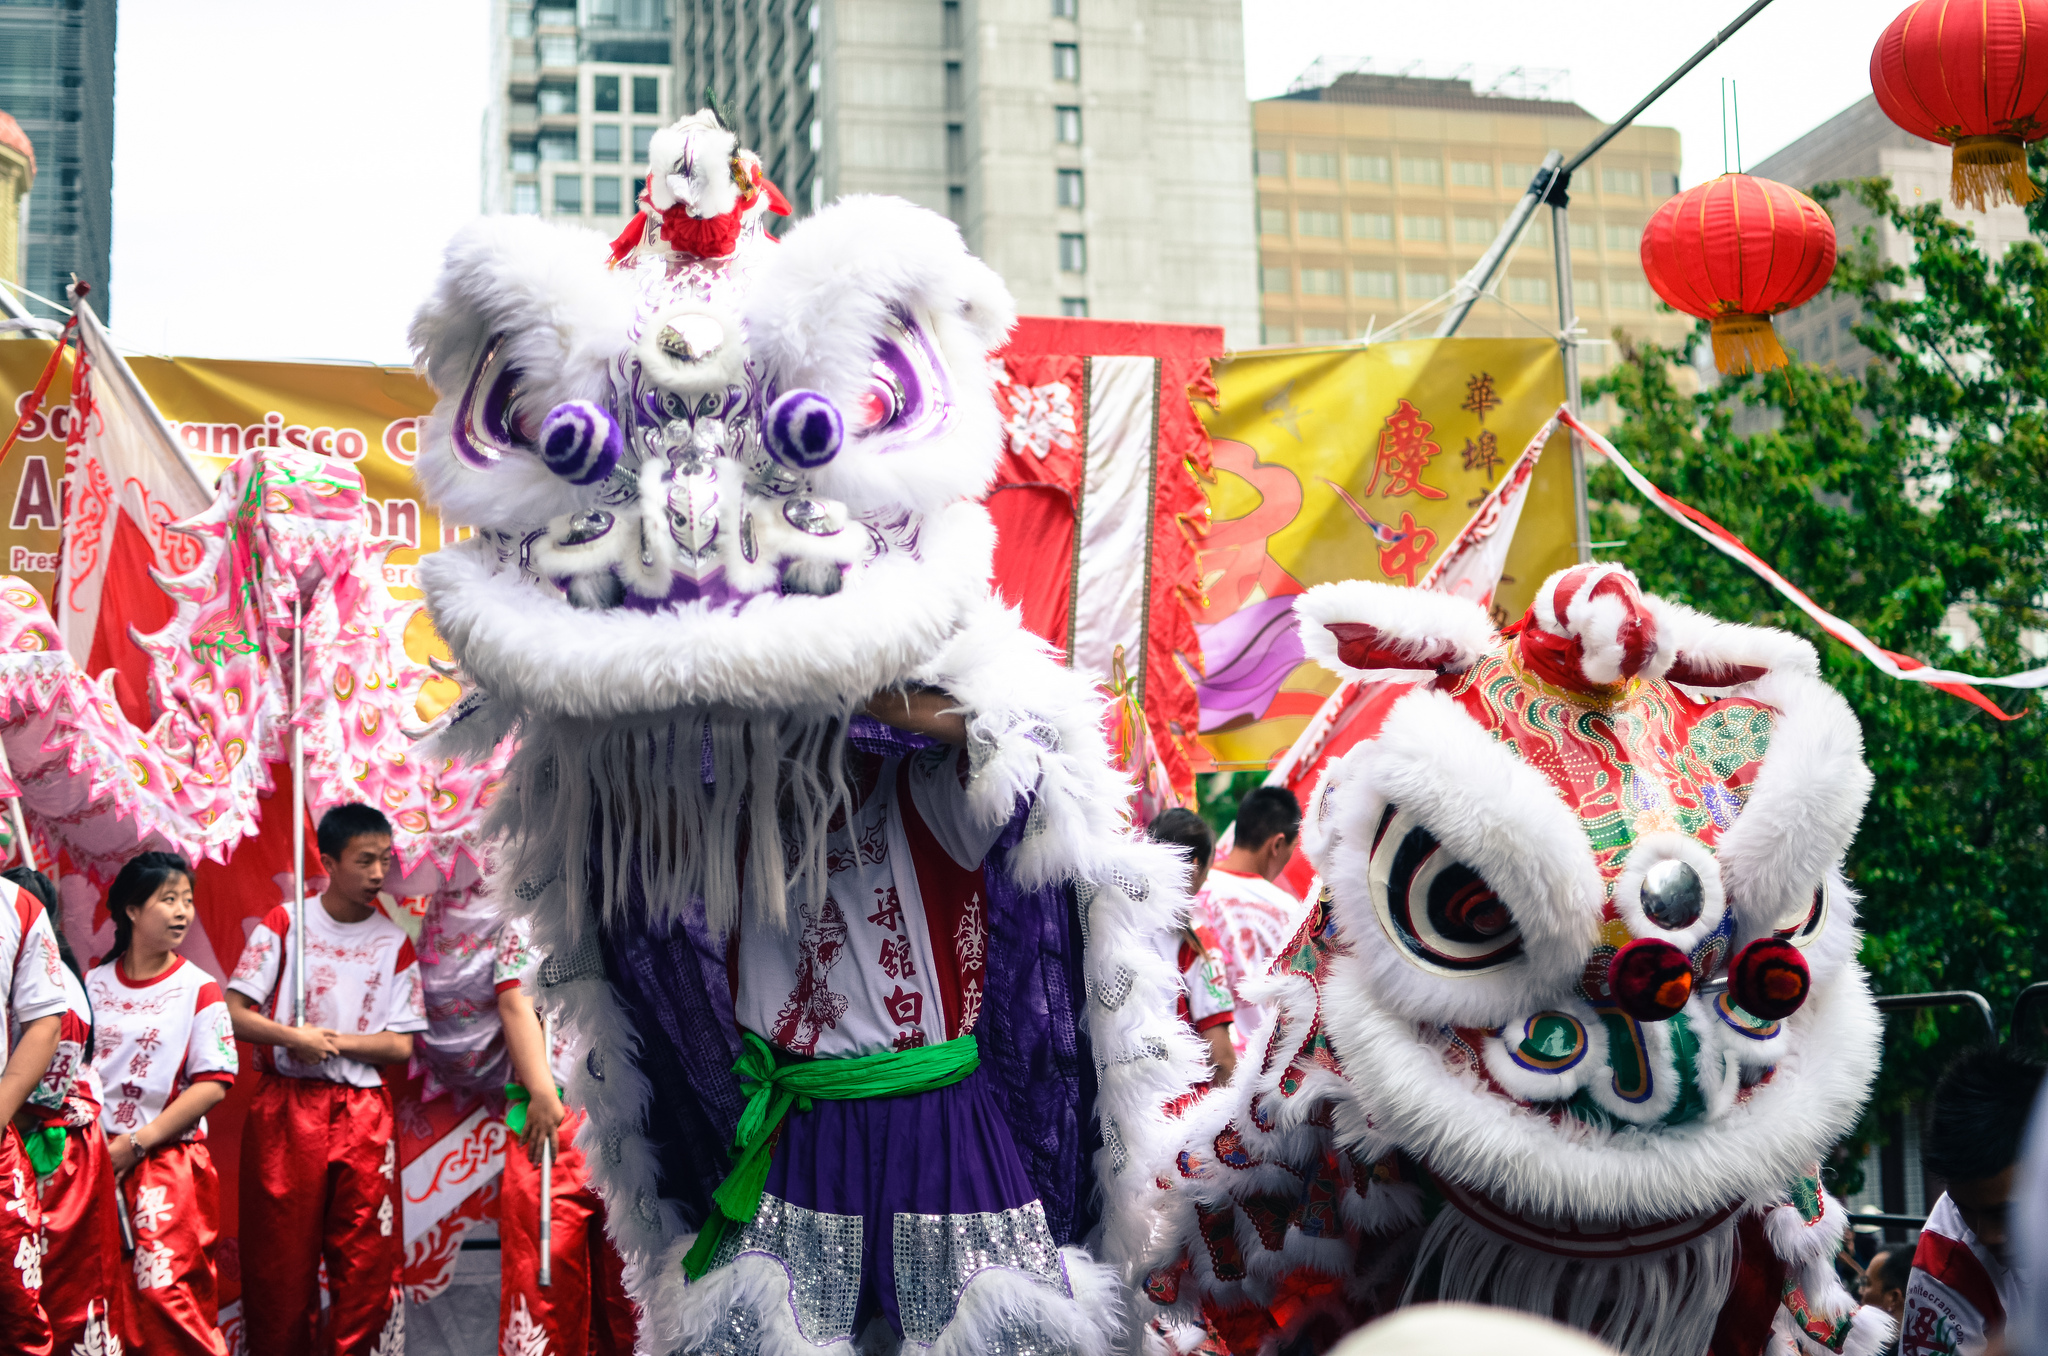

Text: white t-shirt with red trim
xmin=85 ymin=955 xmax=236 ymax=1141
xmin=26 ymin=965 xmax=100 ymax=1129
xmin=226 ymin=898 xmax=428 ymax=1089
xmin=0 ymin=877 xmax=67 ymax=1050
xmin=1177 ymin=923 xmax=1234 ymax=1036
xmin=732 ymin=745 xmax=1004 ymax=1059
xmin=1194 ymin=867 xmax=1309 ymax=1050
xmin=491 ymin=919 xmax=577 ymax=1088
xmin=1903 ymin=1192 xmax=2021 ymax=1356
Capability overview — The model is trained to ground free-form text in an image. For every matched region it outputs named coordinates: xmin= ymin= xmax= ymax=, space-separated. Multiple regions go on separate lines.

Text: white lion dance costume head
xmin=408 ymin=111 xmax=1205 ymax=1356
xmin=1142 ymin=566 xmax=1895 ymax=1356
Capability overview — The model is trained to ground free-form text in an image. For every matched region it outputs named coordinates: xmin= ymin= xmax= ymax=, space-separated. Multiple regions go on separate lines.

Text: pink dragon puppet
xmin=407 ymin=110 xmax=1204 ymax=1356
xmin=1141 ymin=564 xmax=1894 ymax=1356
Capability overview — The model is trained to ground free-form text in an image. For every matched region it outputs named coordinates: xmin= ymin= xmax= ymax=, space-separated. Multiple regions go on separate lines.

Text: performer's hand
xmin=107 ymin=1127 xmax=140 ymax=1177
xmin=864 ymin=687 xmax=969 ymax=745
xmin=522 ymin=1087 xmax=567 ymax=1165
xmin=284 ymin=1024 xmax=342 ymax=1063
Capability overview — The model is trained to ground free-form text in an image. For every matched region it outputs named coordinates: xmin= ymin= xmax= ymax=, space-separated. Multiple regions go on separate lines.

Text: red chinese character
xmin=1377 ymin=513 xmax=1438 ymax=587
xmin=878 ymin=936 xmax=917 ymax=979
xmin=866 ymin=887 xmax=904 ymax=934
xmin=885 ymin=986 xmax=923 ymax=1027
xmin=1364 ymin=400 xmax=1448 ymax=500
xmin=134 ymin=1028 xmax=162 ymax=1054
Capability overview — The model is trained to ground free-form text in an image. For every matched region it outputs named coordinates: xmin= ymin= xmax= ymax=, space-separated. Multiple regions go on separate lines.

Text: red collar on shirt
xmin=113 ymin=954 xmax=186 ymax=989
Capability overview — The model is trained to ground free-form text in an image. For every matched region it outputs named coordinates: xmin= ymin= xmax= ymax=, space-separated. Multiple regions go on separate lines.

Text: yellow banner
xmin=1194 ymin=337 xmax=1576 ymax=768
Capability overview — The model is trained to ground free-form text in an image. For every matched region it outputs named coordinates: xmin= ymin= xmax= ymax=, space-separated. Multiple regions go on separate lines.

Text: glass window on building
xmin=1258 ymin=205 xmax=1287 ymax=234
xmin=1350 ymin=212 xmax=1392 ymax=240
xmin=1254 ymin=148 xmax=1284 ymax=177
xmin=1056 ymin=106 xmax=1082 ymax=144
xmin=1261 ymin=266 xmax=1291 ymax=294
xmin=594 ymin=124 xmax=622 ymax=163
xmin=1610 ymin=279 xmax=1651 ymax=310
xmin=1058 ymin=168 xmax=1084 ymax=208
xmin=511 ymin=145 xmax=538 ymax=174
xmin=1652 ymin=171 xmax=1680 ymax=198
xmin=1406 ymin=270 xmax=1447 ymax=299
xmin=1058 ymin=233 xmax=1086 ymax=273
xmin=539 ymin=34 xmax=577 ymax=67
xmin=513 ymin=181 xmax=541 ymax=215
xmin=1304 ymin=326 xmax=1345 ymax=343
xmin=1502 ymin=162 xmax=1540 ymax=189
xmin=536 ymin=5 xmax=575 ymax=22
xmin=1400 ymin=156 xmax=1442 ymax=187
xmin=539 ymin=132 xmax=577 ymax=162
xmin=1262 ymin=324 xmax=1294 ymax=345
xmin=1348 ymin=153 xmax=1390 ymax=183
xmin=1451 ymin=160 xmax=1492 ymax=188
xmin=594 ymin=75 xmax=621 ymax=113
xmin=1507 ymin=276 xmax=1550 ymax=306
xmin=1606 ymin=223 xmax=1638 ymax=251
xmin=1298 ymin=209 xmax=1339 ymax=237
xmin=554 ymin=175 xmax=583 ymax=214
xmin=1454 ymin=216 xmax=1494 ymax=244
xmin=1053 ymin=43 xmax=1079 ymax=81
xmin=539 ymin=84 xmax=576 ymax=115
xmin=1602 ymin=167 xmax=1642 ymax=196
xmin=949 ymin=186 xmax=966 ymax=223
xmin=1300 ymin=268 xmax=1342 ymax=295
xmin=633 ymin=126 xmax=656 ymax=161
xmin=593 ymin=176 xmax=623 ymax=215
xmin=1402 ymin=215 xmax=1443 ymax=242
xmin=1353 ymin=268 xmax=1395 ymax=298
xmin=510 ymin=7 xmax=535 ymax=36
xmin=1295 ymin=152 xmax=1337 ymax=179
xmin=1570 ymin=221 xmax=1596 ymax=250
xmin=1573 ymin=278 xmax=1601 ymax=309
xmin=1052 ymin=0 xmax=1078 ymax=14
xmin=1524 ymin=218 xmax=1549 ymax=248
xmin=634 ymin=76 xmax=660 ymax=115
xmin=1060 ymin=296 xmax=1088 ymax=317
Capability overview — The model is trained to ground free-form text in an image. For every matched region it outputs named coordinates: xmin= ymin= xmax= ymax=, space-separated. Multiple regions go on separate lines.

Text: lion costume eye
xmin=1369 ymin=805 xmax=1523 ymax=973
xmin=1773 ymin=879 xmax=1830 ymax=948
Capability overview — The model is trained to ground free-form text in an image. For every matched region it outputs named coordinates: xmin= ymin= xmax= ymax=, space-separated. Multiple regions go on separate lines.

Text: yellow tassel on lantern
xmin=1709 ymin=313 xmax=1789 ymax=375
xmin=1950 ymin=135 xmax=2043 ymax=212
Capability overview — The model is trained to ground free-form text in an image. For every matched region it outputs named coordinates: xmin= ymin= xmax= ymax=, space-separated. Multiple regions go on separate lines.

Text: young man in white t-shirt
xmin=1193 ymin=785 xmax=1306 ymax=1056
xmin=225 ymin=803 xmax=427 ymax=1356
xmin=0 ymin=872 xmax=66 ymax=1355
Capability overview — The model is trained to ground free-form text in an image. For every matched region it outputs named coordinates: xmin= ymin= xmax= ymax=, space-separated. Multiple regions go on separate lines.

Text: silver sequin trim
xmin=690 ymin=1297 xmax=762 ymax=1356
xmin=891 ymin=1201 xmax=1067 ymax=1344
xmin=1110 ymin=869 xmax=1150 ymax=902
xmin=1096 ymin=965 xmax=1134 ymax=1011
xmin=514 ymin=869 xmax=559 ymax=902
xmin=711 ymin=1192 xmax=864 ymax=1344
xmin=1102 ymin=1116 xmax=1127 ymax=1174
xmin=539 ymin=928 xmax=604 ymax=989
xmin=1023 ymin=796 xmax=1047 ymax=839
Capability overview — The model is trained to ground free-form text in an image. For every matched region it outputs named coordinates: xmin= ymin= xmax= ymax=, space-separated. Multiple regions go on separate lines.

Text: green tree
xmin=1588 ymin=173 xmax=2048 ymax=1177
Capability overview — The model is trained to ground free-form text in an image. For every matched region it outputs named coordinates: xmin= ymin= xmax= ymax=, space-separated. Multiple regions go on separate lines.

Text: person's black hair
xmin=1233 ymin=785 xmax=1302 ymax=850
xmin=317 ymin=802 xmax=394 ymax=861
xmin=3 ymin=867 xmax=81 ymax=983
xmin=1147 ymin=807 xmax=1215 ymax=872
xmin=105 ymin=851 xmax=194 ymax=962
xmin=1869 ymin=1246 xmax=1913 ymax=1295
xmin=1924 ymin=1043 xmax=2046 ymax=1184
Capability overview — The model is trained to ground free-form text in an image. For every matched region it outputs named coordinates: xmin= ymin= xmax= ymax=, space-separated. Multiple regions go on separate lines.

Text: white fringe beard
xmin=495 ymin=704 xmax=857 ymax=938
xmin=1402 ymin=1206 xmax=1737 ymax=1356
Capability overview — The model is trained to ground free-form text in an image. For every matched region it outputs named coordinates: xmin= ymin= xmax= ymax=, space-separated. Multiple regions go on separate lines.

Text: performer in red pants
xmin=86 ymin=852 xmax=239 ymax=1356
xmin=226 ymin=804 xmax=425 ymax=1356
xmin=494 ymin=922 xmax=637 ymax=1355
xmin=0 ymin=871 xmax=65 ymax=1356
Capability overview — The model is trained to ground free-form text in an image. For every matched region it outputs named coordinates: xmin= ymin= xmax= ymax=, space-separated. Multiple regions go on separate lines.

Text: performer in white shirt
xmin=226 ymin=803 xmax=427 ymax=1356
xmin=1192 ymin=786 xmax=1306 ymax=1055
xmin=86 ymin=851 xmax=238 ymax=1356
xmin=0 ymin=866 xmax=66 ymax=1356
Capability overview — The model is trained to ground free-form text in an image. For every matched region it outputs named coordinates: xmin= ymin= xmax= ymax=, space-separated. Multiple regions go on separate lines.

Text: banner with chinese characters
xmin=1194 ymin=337 xmax=1577 ymax=769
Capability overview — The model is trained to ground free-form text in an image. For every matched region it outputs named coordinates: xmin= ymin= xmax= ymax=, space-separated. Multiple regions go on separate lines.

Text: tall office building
xmin=1252 ymin=70 xmax=1692 ymax=369
xmin=672 ymin=0 xmax=1260 ymax=343
xmin=1749 ymin=94 xmax=2035 ymax=380
xmin=484 ymin=0 xmax=676 ymax=226
xmin=0 ymin=0 xmax=115 ymax=319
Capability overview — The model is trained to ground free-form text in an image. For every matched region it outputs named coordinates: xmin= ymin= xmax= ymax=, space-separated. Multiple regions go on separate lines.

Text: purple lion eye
xmin=538 ymin=400 xmax=624 ymax=485
xmin=763 ymin=389 xmax=844 ymax=469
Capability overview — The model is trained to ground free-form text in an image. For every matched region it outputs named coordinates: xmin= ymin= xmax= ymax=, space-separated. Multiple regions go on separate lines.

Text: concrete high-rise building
xmin=0 ymin=0 xmax=114 ymax=320
xmin=484 ymin=1 xmax=676 ymax=227
xmin=673 ymin=0 xmax=1260 ymax=344
xmin=1748 ymin=94 xmax=2036 ymax=381
xmin=1252 ymin=69 xmax=1692 ymax=371
xmin=0 ymin=114 xmax=33 ymax=292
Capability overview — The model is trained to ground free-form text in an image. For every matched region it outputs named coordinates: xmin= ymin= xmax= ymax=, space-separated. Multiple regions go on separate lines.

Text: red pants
xmin=499 ymin=1110 xmax=637 ymax=1356
xmin=121 ymin=1141 xmax=228 ymax=1355
xmin=0 ymin=1124 xmax=51 ymax=1356
xmin=239 ymin=1076 xmax=404 ymax=1356
xmin=38 ymin=1123 xmax=131 ymax=1355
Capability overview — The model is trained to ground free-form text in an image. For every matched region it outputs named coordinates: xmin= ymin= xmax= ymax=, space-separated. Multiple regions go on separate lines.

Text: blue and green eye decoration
xmin=1508 ymin=1011 xmax=1589 ymax=1074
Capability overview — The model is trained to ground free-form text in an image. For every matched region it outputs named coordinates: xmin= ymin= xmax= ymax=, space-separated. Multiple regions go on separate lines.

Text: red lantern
xmin=1872 ymin=0 xmax=2048 ymax=211
xmin=1639 ymin=174 xmax=1837 ymax=376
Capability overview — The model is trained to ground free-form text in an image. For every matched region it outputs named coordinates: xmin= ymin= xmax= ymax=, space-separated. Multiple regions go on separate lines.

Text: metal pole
xmin=0 ymin=737 xmax=35 ymax=872
xmin=537 ymin=1009 xmax=554 ymax=1289
xmin=1435 ymin=152 xmax=1563 ymax=338
xmin=1552 ymin=198 xmax=1593 ymax=564
xmin=291 ymin=597 xmax=307 ymax=1029
xmin=1563 ymin=0 xmax=1779 ymax=178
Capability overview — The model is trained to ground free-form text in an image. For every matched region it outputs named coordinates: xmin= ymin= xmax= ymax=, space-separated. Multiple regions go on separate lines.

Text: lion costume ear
xmin=1297 ymin=580 xmax=1497 ymax=678
xmin=1644 ymin=594 xmax=1819 ymax=689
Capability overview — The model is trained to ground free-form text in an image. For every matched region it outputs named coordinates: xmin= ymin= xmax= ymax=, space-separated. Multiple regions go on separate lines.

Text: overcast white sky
xmin=110 ymin=0 xmax=1907 ymax=363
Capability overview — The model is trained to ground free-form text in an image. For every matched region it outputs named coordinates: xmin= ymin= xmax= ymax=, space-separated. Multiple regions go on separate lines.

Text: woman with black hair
xmin=85 ymin=851 xmax=237 ymax=1356
xmin=7 ymin=868 xmax=128 ymax=1356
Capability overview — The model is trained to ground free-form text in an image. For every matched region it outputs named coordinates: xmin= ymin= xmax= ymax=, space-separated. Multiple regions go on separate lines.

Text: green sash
xmin=22 ymin=1123 xmax=66 ymax=1178
xmin=681 ymin=1030 xmax=980 ymax=1280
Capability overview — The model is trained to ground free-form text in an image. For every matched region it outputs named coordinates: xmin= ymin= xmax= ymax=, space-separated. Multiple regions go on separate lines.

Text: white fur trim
xmin=645 ymin=112 xmax=741 ymax=217
xmin=742 ymin=195 xmax=1017 ymax=516
xmin=1647 ymin=595 xmax=1819 ymax=685
xmin=1611 ymin=831 xmax=1730 ymax=954
xmin=1295 ymin=580 xmax=1495 ymax=679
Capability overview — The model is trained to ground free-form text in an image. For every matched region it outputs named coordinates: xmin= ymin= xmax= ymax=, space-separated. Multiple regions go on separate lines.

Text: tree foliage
xmin=1588 ymin=173 xmax=2048 ymax=1158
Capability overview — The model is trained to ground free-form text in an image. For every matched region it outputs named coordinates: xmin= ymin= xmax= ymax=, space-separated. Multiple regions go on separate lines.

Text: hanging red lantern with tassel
xmin=1872 ymin=0 xmax=2048 ymax=211
xmin=1638 ymin=174 xmax=1838 ymax=375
